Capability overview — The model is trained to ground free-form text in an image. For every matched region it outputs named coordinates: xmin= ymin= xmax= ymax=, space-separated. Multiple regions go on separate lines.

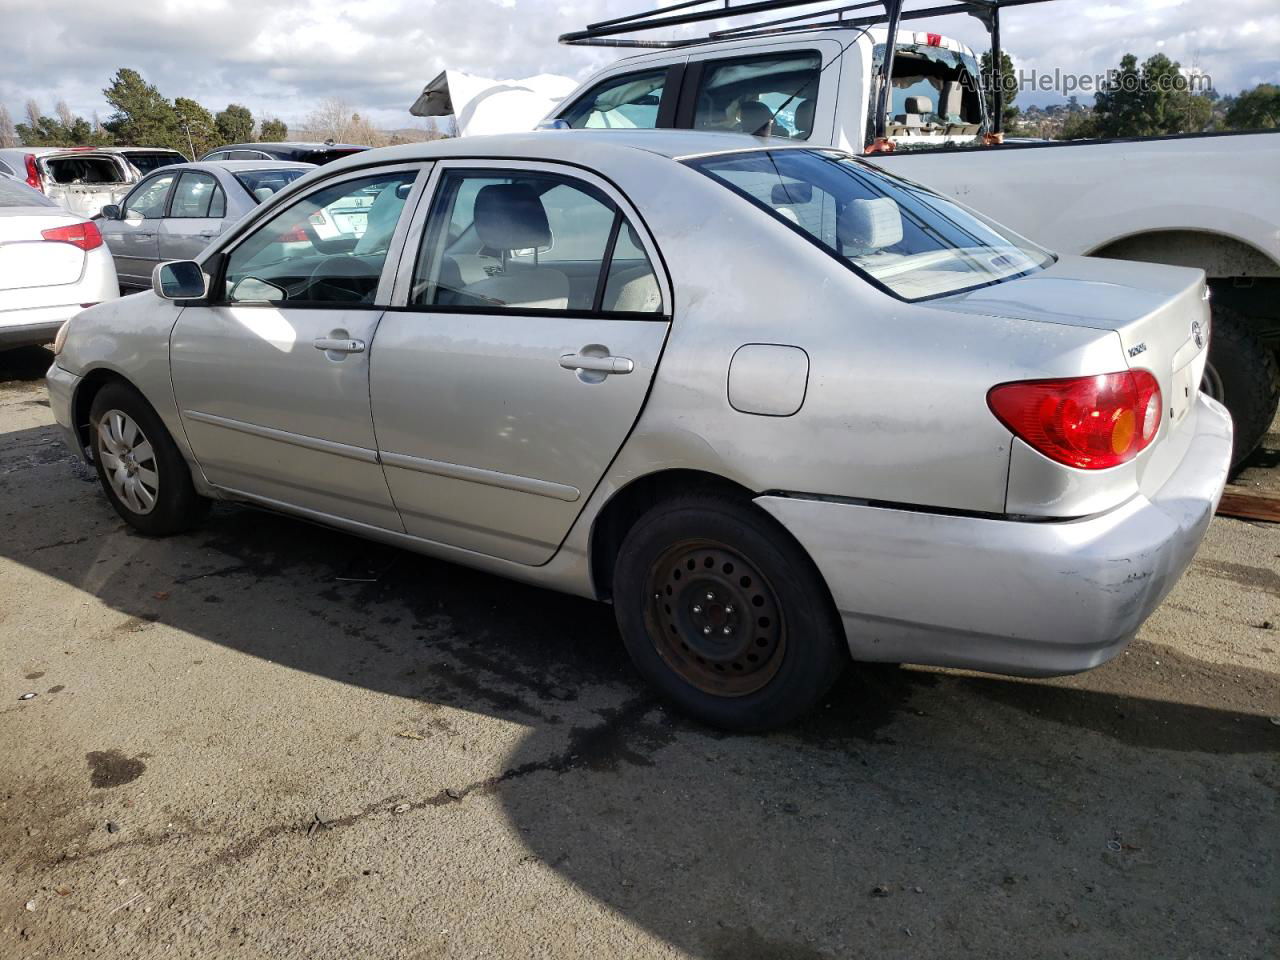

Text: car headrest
xmin=837 ymin=197 xmax=903 ymax=252
xmin=474 ymin=183 xmax=551 ymax=251
xmin=794 ymin=99 xmax=816 ymax=137
xmin=738 ymin=100 xmax=774 ymax=136
xmin=771 ymin=180 xmax=813 ymax=205
xmin=904 ymin=95 xmax=932 ymax=115
xmin=253 ymin=187 xmax=275 ymax=203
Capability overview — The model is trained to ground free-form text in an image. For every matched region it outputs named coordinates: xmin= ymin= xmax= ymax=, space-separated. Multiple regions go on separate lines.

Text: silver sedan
xmin=96 ymin=160 xmax=313 ymax=288
xmin=46 ymin=131 xmax=1231 ymax=730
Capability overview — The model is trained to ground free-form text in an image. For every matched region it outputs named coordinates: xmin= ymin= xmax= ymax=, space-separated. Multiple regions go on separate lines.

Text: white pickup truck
xmin=541 ymin=0 xmax=1280 ymax=466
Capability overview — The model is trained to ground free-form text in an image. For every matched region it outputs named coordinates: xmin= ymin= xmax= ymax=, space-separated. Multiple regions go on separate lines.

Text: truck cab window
xmin=559 ymin=69 xmax=669 ymax=129
xmin=692 ymin=52 xmax=821 ymax=139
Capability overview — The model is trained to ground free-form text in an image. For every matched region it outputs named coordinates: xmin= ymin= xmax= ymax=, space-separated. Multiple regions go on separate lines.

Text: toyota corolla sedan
xmin=97 ymin=160 xmax=314 ymax=288
xmin=46 ymin=131 xmax=1231 ymax=730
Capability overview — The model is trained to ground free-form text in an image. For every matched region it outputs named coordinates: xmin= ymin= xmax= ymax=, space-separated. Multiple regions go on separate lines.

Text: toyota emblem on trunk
xmin=1191 ymin=319 xmax=1205 ymax=350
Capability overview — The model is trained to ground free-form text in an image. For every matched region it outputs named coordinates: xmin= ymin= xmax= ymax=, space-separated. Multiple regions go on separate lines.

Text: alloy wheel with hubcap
xmin=97 ymin=409 xmax=159 ymax=515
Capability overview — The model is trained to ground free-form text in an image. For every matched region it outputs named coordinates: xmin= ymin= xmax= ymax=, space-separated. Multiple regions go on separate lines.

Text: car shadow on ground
xmin=2 ymin=420 xmax=1277 ymax=958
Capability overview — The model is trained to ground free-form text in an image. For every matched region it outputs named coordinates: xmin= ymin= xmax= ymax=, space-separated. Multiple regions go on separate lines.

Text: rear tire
xmin=1203 ymin=304 xmax=1279 ymax=469
xmin=612 ymin=493 xmax=848 ymax=732
xmin=89 ymin=381 xmax=208 ymax=536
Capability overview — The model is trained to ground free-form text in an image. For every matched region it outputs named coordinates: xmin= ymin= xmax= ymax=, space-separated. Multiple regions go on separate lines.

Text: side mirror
xmin=153 ymin=261 xmax=208 ymax=301
xmin=101 ymin=204 xmax=121 ymax=220
xmin=535 ymin=118 xmax=572 ymax=131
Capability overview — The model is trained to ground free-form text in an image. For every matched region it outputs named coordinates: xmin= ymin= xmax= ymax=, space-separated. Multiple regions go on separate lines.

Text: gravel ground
xmin=1 ymin=345 xmax=1277 ymax=960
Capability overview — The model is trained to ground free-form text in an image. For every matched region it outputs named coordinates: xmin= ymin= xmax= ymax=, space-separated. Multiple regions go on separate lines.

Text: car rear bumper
xmin=46 ymin=361 xmax=86 ymax=462
xmin=0 ymin=306 xmax=76 ymax=348
xmin=755 ymin=393 xmax=1233 ymax=677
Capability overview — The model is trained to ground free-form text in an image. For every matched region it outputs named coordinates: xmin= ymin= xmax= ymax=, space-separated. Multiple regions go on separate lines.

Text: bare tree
xmin=0 ymin=105 xmax=18 ymax=148
xmin=299 ymin=98 xmax=387 ymax=146
xmin=25 ymin=99 xmax=42 ymax=129
xmin=55 ymin=100 xmax=75 ymax=130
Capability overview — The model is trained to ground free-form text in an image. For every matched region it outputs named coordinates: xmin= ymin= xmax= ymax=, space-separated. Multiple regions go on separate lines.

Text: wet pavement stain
xmin=86 ymin=749 xmax=147 ymax=788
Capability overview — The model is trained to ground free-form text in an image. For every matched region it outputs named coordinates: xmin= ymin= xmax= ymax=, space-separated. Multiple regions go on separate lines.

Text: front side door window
xmin=221 ymin=171 xmax=416 ymax=305
xmin=123 ymin=172 xmax=176 ymax=219
xmin=170 ymin=165 xmax=425 ymax=531
xmin=558 ymin=68 xmax=674 ymax=130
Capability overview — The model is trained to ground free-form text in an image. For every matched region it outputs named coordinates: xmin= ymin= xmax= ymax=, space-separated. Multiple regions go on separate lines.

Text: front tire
xmin=612 ymin=493 xmax=848 ymax=732
xmin=1203 ymin=304 xmax=1279 ymax=469
xmin=89 ymin=381 xmax=208 ymax=536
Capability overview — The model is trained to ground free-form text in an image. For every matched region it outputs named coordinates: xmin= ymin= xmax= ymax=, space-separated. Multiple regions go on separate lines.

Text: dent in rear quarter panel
xmin=58 ymin=293 xmax=200 ymax=473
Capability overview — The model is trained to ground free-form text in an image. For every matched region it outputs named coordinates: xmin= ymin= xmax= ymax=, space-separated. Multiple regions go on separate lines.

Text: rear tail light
xmin=24 ymin=154 xmax=43 ymax=192
xmin=40 ymin=221 xmax=104 ymax=251
xmin=987 ymin=370 xmax=1162 ymax=470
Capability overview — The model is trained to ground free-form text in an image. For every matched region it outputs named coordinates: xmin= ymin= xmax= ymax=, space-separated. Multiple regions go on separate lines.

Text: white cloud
xmin=0 ymin=0 xmax=1277 ymax=129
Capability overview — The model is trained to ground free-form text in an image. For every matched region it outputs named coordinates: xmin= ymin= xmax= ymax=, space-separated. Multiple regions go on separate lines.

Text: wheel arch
xmin=587 ymin=468 xmax=838 ymax=616
xmin=71 ymin=367 xmax=139 ymax=453
xmin=1086 ymin=228 xmax=1280 ymax=281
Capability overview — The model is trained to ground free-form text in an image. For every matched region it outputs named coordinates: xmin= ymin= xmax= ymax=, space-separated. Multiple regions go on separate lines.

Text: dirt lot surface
xmin=1 ymin=345 xmax=1277 ymax=960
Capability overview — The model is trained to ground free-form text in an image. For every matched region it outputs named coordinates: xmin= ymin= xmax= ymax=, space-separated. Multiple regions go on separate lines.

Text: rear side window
xmin=0 ymin=177 xmax=56 ymax=207
xmin=127 ymin=152 xmax=185 ymax=175
xmin=559 ymin=69 xmax=668 ymax=130
xmin=688 ymin=149 xmax=1052 ymax=302
xmin=234 ymin=168 xmax=309 ymax=202
xmin=304 ymin=149 xmax=367 ymax=165
xmin=692 ymin=51 xmax=821 ymax=139
xmin=411 ymin=168 xmax=662 ymax=314
xmin=169 ymin=171 xmax=226 ymax=218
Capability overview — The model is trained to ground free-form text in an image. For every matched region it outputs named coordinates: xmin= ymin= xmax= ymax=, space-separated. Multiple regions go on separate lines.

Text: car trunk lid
xmin=926 ymin=255 xmax=1210 ymax=491
xmin=0 ymin=209 xmax=87 ymax=307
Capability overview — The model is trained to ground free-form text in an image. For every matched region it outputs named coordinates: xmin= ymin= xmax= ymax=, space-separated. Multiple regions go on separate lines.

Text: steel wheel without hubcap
xmin=645 ymin=540 xmax=785 ymax=697
xmin=97 ymin=409 xmax=159 ymax=515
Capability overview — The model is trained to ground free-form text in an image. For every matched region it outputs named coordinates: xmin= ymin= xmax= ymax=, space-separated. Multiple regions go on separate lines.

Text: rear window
xmin=45 ymin=156 xmax=126 ymax=185
xmin=0 ymin=178 xmax=56 ymax=208
xmin=234 ymin=168 xmax=309 ymax=202
xmin=125 ymin=152 xmax=186 ymax=175
xmin=686 ymin=148 xmax=1053 ymax=302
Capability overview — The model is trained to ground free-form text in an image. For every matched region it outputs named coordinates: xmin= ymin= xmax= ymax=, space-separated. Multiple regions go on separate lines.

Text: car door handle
xmin=313 ymin=337 xmax=366 ymax=354
xmin=559 ymin=353 xmax=634 ymax=375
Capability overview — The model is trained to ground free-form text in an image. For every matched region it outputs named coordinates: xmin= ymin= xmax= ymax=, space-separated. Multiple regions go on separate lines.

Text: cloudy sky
xmin=1 ymin=0 xmax=1277 ymax=131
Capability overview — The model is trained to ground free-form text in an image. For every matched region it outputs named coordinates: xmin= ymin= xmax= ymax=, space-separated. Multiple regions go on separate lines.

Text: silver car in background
xmin=0 ymin=177 xmax=117 ymax=350
xmin=46 ymin=131 xmax=1231 ymax=731
xmin=97 ymin=160 xmax=313 ymax=288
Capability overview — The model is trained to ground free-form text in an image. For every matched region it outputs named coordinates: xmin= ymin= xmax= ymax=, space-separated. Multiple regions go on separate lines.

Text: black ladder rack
xmin=559 ymin=0 xmax=1063 ymax=138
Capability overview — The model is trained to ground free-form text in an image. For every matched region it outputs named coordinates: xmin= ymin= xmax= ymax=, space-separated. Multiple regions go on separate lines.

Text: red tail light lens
xmin=276 ymin=225 xmax=309 ymax=243
xmin=24 ymin=154 xmax=43 ymax=192
xmin=987 ymin=371 xmax=1162 ymax=470
xmin=41 ymin=221 xmax=104 ymax=251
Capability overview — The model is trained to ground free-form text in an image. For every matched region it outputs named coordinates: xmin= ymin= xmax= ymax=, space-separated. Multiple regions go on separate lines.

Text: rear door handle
xmin=559 ymin=353 xmax=634 ymax=375
xmin=314 ymin=337 xmax=366 ymax=354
